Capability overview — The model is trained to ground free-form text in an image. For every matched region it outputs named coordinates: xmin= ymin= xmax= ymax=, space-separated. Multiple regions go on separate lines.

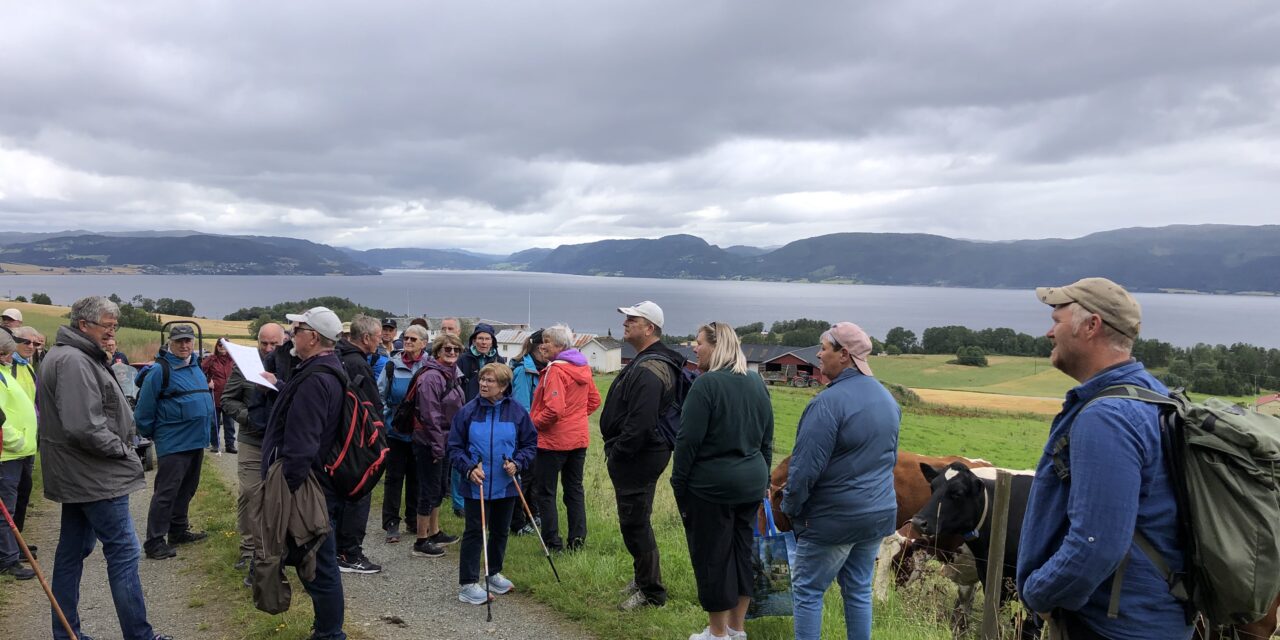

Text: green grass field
xmin=869 ymin=354 xmax=1075 ymax=398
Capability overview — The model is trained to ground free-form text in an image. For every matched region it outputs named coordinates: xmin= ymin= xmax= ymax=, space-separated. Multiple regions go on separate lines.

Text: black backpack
xmin=137 ymin=357 xmax=208 ymax=400
xmin=623 ymin=352 xmax=697 ymax=449
xmin=290 ymin=366 xmax=390 ymax=500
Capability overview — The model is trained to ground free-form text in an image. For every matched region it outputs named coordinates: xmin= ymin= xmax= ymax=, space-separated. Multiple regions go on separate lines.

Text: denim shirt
xmin=1016 ymin=361 xmax=1192 ymax=640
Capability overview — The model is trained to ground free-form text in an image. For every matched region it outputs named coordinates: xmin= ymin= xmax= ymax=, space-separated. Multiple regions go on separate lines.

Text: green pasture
xmin=870 ymin=354 xmax=1075 ymax=398
xmin=15 ymin=305 xmax=213 ymax=363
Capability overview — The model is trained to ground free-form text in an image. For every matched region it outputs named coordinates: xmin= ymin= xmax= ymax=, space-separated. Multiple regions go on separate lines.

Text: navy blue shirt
xmin=1016 ymin=361 xmax=1192 ymax=640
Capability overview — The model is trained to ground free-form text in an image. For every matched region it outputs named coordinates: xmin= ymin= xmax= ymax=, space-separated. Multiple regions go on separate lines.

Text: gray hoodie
xmin=37 ymin=325 xmax=144 ymax=503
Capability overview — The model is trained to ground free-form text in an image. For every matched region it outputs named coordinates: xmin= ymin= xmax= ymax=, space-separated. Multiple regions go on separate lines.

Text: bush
xmin=224 ymin=296 xmax=393 ymax=322
xmin=31 ymin=293 xmax=52 ymax=305
xmin=13 ymin=295 xmax=27 ymax=303
xmin=881 ymin=381 xmax=922 ymax=406
xmin=117 ymin=304 xmax=163 ymax=331
xmin=885 ymin=344 xmax=903 ymax=356
xmin=954 ymin=345 xmax=989 ymax=367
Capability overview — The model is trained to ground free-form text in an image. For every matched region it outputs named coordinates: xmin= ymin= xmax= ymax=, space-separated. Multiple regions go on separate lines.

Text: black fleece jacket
xmin=599 ymin=340 xmax=687 ymax=460
xmin=337 ymin=339 xmax=384 ymax=416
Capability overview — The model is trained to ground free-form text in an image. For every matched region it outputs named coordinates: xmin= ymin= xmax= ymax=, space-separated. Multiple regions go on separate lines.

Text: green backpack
xmin=1060 ymin=386 xmax=1280 ymax=628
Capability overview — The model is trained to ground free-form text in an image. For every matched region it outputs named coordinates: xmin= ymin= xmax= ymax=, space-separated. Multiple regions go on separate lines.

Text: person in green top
xmin=672 ymin=321 xmax=774 ymax=640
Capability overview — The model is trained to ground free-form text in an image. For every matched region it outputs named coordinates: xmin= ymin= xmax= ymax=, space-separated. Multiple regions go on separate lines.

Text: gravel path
xmin=2 ymin=451 xmax=593 ymax=640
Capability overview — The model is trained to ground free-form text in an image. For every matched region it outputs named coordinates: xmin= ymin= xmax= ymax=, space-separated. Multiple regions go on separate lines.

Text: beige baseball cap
xmin=1036 ymin=277 xmax=1141 ymax=339
xmin=1 ymin=308 xmax=22 ymax=322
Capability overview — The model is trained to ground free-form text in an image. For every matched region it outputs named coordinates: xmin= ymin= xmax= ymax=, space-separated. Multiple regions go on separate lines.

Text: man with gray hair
xmin=38 ymin=296 xmax=173 ymax=640
xmin=332 ymin=314 xmax=386 ymax=574
xmin=221 ymin=321 xmax=286 ymax=577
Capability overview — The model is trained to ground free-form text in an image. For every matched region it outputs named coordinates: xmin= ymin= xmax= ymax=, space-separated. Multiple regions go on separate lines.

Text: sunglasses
xmin=438 ymin=346 xmax=462 ymax=354
xmin=13 ymin=337 xmax=31 ymax=345
xmin=403 ymin=337 xmax=420 ymax=343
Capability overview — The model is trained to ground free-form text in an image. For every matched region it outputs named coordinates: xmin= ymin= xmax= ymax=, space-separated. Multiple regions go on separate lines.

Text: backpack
xmin=623 ymin=352 xmax=697 ymax=449
xmin=136 ymin=358 xmax=207 ymax=400
xmin=1054 ymin=385 xmax=1280 ymax=628
xmin=390 ymin=366 xmax=460 ymax=435
xmin=291 ymin=365 xmax=390 ymax=500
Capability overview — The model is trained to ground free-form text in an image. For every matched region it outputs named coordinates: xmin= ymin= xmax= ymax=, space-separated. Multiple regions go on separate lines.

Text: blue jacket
xmin=134 ymin=350 xmax=216 ymax=457
xmin=1016 ymin=361 xmax=1191 ymax=640
xmin=378 ymin=353 xmax=428 ymax=442
xmin=509 ymin=354 xmax=541 ymax=410
xmin=446 ymin=395 xmax=538 ymax=501
xmin=780 ymin=368 xmax=900 ymax=545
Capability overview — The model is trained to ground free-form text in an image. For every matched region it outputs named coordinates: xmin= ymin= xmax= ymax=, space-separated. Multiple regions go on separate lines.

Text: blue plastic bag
xmin=747 ymin=497 xmax=797 ymax=619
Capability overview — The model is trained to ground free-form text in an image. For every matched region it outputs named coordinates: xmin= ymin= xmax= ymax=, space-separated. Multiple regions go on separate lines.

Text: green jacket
xmin=1 ymin=369 xmax=38 ymax=461
xmin=671 ymin=369 xmax=774 ymax=505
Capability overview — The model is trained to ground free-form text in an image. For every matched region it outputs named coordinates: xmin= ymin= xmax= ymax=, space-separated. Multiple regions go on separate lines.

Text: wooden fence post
xmin=982 ymin=469 xmax=1013 ymax=640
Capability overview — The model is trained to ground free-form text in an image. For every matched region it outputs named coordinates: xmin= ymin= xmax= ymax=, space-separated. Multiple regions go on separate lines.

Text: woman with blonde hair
xmin=672 ymin=321 xmax=774 ymax=640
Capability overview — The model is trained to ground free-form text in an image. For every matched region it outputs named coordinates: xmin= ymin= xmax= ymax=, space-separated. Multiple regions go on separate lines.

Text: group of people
xmin=0 ymin=275 xmax=1202 ymax=640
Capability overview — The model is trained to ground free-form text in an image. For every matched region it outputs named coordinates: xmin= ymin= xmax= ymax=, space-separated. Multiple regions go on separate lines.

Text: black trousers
xmin=413 ymin=442 xmax=445 ymax=515
xmin=607 ymin=448 xmax=671 ymax=604
xmin=680 ymin=493 xmax=755 ymax=612
xmin=381 ymin=437 xmax=418 ymax=531
xmin=13 ymin=454 xmax=33 ymax=531
xmin=334 ymin=492 xmax=371 ymax=557
xmin=146 ymin=449 xmax=203 ymax=546
xmin=508 ymin=460 xmax=538 ymax=533
xmin=458 ymin=496 xmax=515 ymax=585
xmin=531 ymin=447 xmax=586 ymax=551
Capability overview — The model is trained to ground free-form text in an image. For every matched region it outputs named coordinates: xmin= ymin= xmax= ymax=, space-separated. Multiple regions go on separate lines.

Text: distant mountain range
xmin=2 ymin=224 xmax=1278 ymax=293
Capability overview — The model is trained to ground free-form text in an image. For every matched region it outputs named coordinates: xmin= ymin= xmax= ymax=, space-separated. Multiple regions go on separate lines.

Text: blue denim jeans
xmin=51 ymin=496 xmax=155 ymax=640
xmin=791 ymin=532 xmax=882 ymax=640
xmin=291 ymin=495 xmax=347 ymax=640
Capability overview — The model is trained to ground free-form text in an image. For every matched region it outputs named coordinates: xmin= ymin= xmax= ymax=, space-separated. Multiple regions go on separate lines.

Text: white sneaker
xmin=689 ymin=627 xmax=729 ymax=640
xmin=458 ymin=583 xmax=491 ymax=605
xmin=486 ymin=572 xmax=514 ymax=594
xmin=728 ymin=628 xmax=747 ymax=639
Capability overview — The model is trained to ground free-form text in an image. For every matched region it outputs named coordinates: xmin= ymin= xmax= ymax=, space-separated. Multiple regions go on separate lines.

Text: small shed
xmin=1256 ymin=393 xmax=1280 ymax=417
xmin=581 ymin=336 xmax=624 ymax=373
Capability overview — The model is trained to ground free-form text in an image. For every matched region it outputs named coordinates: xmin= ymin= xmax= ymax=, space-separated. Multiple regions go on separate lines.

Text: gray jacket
xmin=37 ymin=325 xmax=144 ymax=503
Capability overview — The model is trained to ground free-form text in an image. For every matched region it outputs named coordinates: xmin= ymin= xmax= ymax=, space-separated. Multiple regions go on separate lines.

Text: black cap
xmin=168 ymin=324 xmax=195 ymax=340
xmin=381 ymin=318 xmax=397 ymax=329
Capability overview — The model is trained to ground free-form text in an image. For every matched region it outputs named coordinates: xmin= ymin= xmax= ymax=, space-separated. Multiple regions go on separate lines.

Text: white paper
xmin=220 ymin=338 xmax=277 ymax=390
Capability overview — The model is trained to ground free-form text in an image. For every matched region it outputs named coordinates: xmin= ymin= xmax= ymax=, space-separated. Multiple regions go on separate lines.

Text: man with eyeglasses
xmin=7 ymin=327 xmax=40 ymax=538
xmin=220 ymin=322 xmax=286 ymax=579
xmin=37 ymin=296 xmax=174 ymax=640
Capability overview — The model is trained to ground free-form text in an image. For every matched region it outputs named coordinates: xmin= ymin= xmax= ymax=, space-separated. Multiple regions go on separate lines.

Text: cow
xmin=912 ymin=462 xmax=1040 ymax=639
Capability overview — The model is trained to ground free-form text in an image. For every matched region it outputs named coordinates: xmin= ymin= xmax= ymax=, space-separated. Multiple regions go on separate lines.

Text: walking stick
xmin=504 ymin=454 xmax=560 ymax=582
xmin=0 ymin=450 xmax=78 ymax=639
xmin=476 ymin=461 xmax=493 ymax=622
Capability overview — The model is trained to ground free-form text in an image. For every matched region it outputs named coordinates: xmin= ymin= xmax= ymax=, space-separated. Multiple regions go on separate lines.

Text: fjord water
xmin=3 ymin=270 xmax=1278 ymax=348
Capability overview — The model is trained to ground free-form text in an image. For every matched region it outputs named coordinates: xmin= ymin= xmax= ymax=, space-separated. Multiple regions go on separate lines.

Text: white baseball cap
xmin=285 ymin=306 xmax=343 ymax=342
xmin=1 ymin=308 xmax=22 ymax=322
xmin=617 ymin=300 xmax=664 ymax=329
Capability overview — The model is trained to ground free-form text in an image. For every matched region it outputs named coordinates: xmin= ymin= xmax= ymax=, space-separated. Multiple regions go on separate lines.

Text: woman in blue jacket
xmin=134 ymin=326 xmax=216 ymax=560
xmin=780 ymin=322 xmax=900 ymax=640
xmin=446 ymin=362 xmax=538 ymax=605
xmin=377 ymin=323 xmax=429 ymax=543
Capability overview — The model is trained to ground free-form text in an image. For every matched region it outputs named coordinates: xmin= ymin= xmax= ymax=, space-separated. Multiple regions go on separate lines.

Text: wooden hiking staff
xmin=0 ymin=476 xmax=78 ymax=639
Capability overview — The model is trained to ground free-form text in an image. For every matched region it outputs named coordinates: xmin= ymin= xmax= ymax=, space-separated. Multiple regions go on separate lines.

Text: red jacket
xmin=530 ymin=349 xmax=600 ymax=451
xmin=201 ymin=352 xmax=236 ymax=406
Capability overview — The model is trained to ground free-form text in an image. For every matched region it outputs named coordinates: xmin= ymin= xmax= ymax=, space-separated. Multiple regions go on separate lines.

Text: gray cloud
xmin=1 ymin=1 xmax=1278 ymax=252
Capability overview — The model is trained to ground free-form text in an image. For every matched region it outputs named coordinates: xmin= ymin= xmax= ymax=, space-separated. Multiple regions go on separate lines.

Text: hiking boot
xmin=226 ymin=446 xmax=238 ymax=454
xmin=411 ymin=539 xmax=444 ymax=558
xmin=458 ymin=582 xmax=492 ymax=605
xmin=169 ymin=529 xmax=208 ymax=545
xmin=338 ymin=552 xmax=382 ymax=574
xmin=427 ymin=530 xmax=458 ymax=546
xmin=618 ymin=589 xmax=660 ymax=611
xmin=486 ymin=572 xmax=514 ymax=594
xmin=619 ymin=579 xmax=639 ymax=595
xmin=234 ymin=556 xmax=250 ymax=570
xmin=385 ymin=526 xmax=401 ymax=544
xmin=26 ymin=544 xmax=37 ymax=560
xmin=0 ymin=561 xmax=35 ymax=580
xmin=567 ymin=536 xmax=585 ymax=552
xmin=145 ymin=541 xmax=178 ymax=560
xmin=208 ymin=446 xmax=219 ymax=454
xmin=512 ymin=522 xmax=536 ymax=536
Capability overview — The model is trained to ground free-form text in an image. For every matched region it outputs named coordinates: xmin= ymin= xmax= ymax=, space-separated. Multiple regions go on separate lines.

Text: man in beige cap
xmin=1016 ymin=277 xmax=1192 ymax=639
xmin=1 ymin=308 xmax=22 ymax=333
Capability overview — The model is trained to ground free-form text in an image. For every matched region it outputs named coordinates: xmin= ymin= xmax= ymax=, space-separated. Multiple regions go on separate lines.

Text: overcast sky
xmin=1 ymin=2 xmax=1277 ymax=253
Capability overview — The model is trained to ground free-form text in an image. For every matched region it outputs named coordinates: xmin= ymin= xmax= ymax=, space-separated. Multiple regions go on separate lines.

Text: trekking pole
xmin=476 ymin=461 xmax=493 ymax=622
xmin=504 ymin=454 xmax=560 ymax=582
xmin=0 ymin=454 xmax=78 ymax=639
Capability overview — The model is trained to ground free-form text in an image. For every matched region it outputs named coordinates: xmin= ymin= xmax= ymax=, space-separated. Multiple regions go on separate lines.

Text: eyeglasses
xmin=479 ymin=377 xmax=498 ymax=385
xmin=85 ymin=319 xmax=119 ymax=331
xmin=438 ymin=346 xmax=462 ymax=354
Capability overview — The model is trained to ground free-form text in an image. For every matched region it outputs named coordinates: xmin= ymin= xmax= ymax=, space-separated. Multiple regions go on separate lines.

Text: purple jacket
xmin=413 ymin=357 xmax=464 ymax=461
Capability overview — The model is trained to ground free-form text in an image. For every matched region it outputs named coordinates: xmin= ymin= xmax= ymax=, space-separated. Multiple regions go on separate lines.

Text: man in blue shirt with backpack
xmin=1017 ymin=278 xmax=1193 ymax=640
